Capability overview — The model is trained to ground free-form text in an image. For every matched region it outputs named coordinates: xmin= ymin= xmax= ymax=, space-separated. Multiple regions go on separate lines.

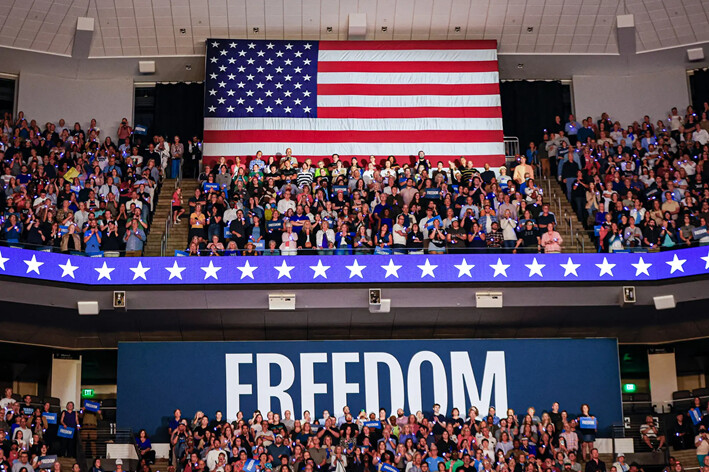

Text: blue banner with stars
xmin=0 ymin=247 xmax=707 ymax=285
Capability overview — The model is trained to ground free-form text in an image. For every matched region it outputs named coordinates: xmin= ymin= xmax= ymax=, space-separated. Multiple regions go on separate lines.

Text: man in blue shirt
xmin=425 ymin=445 xmax=445 ymax=470
xmin=565 ymin=114 xmax=580 ymax=145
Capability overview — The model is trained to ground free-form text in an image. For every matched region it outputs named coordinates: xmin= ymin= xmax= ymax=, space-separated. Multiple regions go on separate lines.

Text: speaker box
xmin=348 ymin=13 xmax=367 ymax=38
xmin=688 ymin=48 xmax=705 ymax=62
xmin=138 ymin=61 xmax=156 ymax=74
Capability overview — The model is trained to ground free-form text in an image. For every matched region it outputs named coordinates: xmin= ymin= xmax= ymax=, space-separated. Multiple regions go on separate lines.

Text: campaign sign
xmin=363 ymin=421 xmax=381 ymax=429
xmin=381 ymin=464 xmax=398 ymax=472
xmin=57 ymin=427 xmax=74 ymax=438
xmin=43 ymin=413 xmax=57 ymax=424
xmin=579 ymin=417 xmax=597 ymax=429
xmin=39 ymin=455 xmax=58 ymax=469
xmin=243 ymin=458 xmax=259 ymax=472
xmin=84 ymin=400 xmax=101 ymax=413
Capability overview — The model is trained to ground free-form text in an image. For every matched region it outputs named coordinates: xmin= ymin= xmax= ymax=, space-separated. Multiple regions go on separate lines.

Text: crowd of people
xmin=0 ymin=112 xmax=201 ymax=256
xmin=527 ymin=106 xmax=709 ymax=252
xmin=175 ymin=150 xmax=562 ymax=256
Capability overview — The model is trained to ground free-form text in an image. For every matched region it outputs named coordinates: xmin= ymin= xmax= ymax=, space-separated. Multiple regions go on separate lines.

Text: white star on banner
xmin=201 ymin=261 xmax=221 ymax=280
xmin=454 ymin=259 xmax=475 ymax=277
xmin=274 ymin=260 xmax=294 ymax=279
xmin=237 ymin=260 xmax=258 ymax=279
xmin=310 ymin=260 xmax=330 ymax=279
xmin=666 ymin=254 xmax=686 ymax=274
xmin=525 ymin=258 xmax=545 ymax=277
xmin=95 ymin=261 xmax=114 ymax=281
xmin=490 ymin=258 xmax=510 ymax=278
xmin=130 ymin=261 xmax=150 ymax=280
xmin=165 ymin=261 xmax=186 ymax=280
xmin=381 ymin=259 xmax=402 ymax=278
xmin=58 ymin=258 xmax=79 ymax=279
xmin=417 ymin=258 xmax=438 ymax=278
xmin=596 ymin=257 xmax=616 ymax=277
xmin=345 ymin=259 xmax=366 ymax=279
xmin=0 ymin=250 xmax=8 ymax=270
xmin=24 ymin=255 xmax=43 ymax=274
xmin=631 ymin=257 xmax=652 ymax=277
xmin=701 ymin=251 xmax=709 ymax=270
xmin=560 ymin=257 xmax=581 ymax=277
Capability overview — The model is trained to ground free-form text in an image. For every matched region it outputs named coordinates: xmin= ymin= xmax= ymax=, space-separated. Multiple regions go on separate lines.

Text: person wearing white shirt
xmin=277 ymin=190 xmax=296 ymax=215
xmin=0 ymin=387 xmax=16 ymax=410
xmin=692 ymin=124 xmax=709 ymax=145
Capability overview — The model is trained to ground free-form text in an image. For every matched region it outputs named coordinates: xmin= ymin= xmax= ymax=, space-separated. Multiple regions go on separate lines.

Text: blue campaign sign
xmin=243 ymin=458 xmax=259 ymax=472
xmin=43 ymin=412 xmax=57 ymax=424
xmin=57 ymin=427 xmax=74 ymax=438
xmin=84 ymin=400 xmax=101 ymax=412
xmin=381 ymin=464 xmax=398 ymax=472
xmin=363 ymin=421 xmax=381 ymax=429
xmin=117 ymin=339 xmax=622 ymax=441
xmin=579 ymin=417 xmax=597 ymax=429
xmin=0 ymin=246 xmax=707 ymax=285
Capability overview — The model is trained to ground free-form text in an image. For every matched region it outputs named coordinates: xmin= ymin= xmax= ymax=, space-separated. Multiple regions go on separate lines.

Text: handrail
xmin=160 ymin=161 xmax=185 ymax=256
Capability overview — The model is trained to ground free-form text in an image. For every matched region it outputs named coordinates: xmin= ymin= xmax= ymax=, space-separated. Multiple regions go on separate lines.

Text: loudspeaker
xmin=688 ymin=48 xmax=705 ymax=62
xmin=653 ymin=295 xmax=676 ymax=311
xmin=616 ymin=14 xmax=634 ymax=28
xmin=77 ymin=301 xmax=99 ymax=316
xmin=348 ymin=13 xmax=367 ymax=38
xmin=476 ymin=292 xmax=503 ymax=308
xmin=269 ymin=294 xmax=296 ymax=311
xmin=138 ymin=61 xmax=156 ymax=74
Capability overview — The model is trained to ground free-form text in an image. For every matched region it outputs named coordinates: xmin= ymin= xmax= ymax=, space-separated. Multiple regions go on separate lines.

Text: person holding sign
xmin=577 ymin=405 xmax=596 ymax=462
xmin=59 ymin=402 xmax=79 ymax=458
xmin=80 ymin=400 xmax=102 ymax=459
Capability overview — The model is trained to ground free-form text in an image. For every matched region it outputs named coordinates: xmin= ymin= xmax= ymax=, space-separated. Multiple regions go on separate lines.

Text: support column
xmin=648 ymin=348 xmax=677 ymax=414
xmin=50 ymin=353 xmax=82 ymax=409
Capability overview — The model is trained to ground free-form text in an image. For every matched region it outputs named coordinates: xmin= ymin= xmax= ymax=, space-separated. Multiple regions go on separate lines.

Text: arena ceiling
xmin=0 ymin=0 xmax=707 ymax=58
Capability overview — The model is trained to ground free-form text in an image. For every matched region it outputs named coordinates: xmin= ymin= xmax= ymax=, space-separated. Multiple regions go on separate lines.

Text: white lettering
xmin=256 ymin=353 xmax=294 ymax=413
xmin=407 ymin=351 xmax=448 ymax=414
xmin=364 ymin=353 xmax=405 ymax=415
xmin=332 ymin=353 xmax=360 ymax=414
xmin=450 ymin=351 xmax=508 ymax=416
xmin=300 ymin=353 xmax=328 ymax=417
xmin=225 ymin=353 xmax=253 ymax=421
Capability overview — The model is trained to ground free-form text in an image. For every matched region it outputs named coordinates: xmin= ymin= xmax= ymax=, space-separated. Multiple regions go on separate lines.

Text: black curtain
xmin=690 ymin=69 xmax=709 ymax=110
xmin=500 ymin=80 xmax=571 ymax=147
xmin=153 ymin=82 xmax=205 ymax=141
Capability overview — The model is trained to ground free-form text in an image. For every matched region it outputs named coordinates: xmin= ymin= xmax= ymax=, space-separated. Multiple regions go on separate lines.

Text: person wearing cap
xmin=612 ymin=454 xmax=629 ymax=472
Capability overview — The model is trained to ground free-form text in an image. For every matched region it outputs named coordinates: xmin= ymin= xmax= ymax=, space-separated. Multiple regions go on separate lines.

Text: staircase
xmin=143 ymin=179 xmax=201 ymax=256
xmin=541 ymin=176 xmax=595 ymax=253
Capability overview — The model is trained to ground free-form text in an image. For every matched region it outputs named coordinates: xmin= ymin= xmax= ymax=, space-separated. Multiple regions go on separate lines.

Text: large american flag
xmin=203 ymin=39 xmax=504 ymax=167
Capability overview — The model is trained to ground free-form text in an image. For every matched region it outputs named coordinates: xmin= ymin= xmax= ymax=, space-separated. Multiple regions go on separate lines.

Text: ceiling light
xmin=326 ymin=26 xmax=333 ymax=33
xmin=517 ymin=63 xmax=524 ymax=69
xmin=185 ymin=64 xmax=192 ymax=70
xmin=527 ymin=26 xmax=534 ymax=33
xmin=381 ymin=26 xmax=387 ymax=32
xmin=179 ymin=28 xmax=186 ymax=34
xmin=454 ymin=26 xmax=461 ymax=32
xmin=252 ymin=27 xmax=259 ymax=33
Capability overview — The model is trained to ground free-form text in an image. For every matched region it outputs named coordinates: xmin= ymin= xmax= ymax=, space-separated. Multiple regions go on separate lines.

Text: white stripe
xmin=205 ymin=117 xmax=503 ymax=131
xmin=317 ymin=94 xmax=500 ymax=108
xmin=204 ymin=142 xmax=504 ymax=157
xmin=317 ymin=72 xmax=499 ymax=85
xmin=318 ymin=49 xmax=497 ymax=62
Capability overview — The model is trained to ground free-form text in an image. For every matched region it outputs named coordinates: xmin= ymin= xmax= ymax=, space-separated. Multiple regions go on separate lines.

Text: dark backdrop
xmin=153 ymin=82 xmax=204 ymax=141
xmin=500 ymin=80 xmax=572 ymax=147
xmin=690 ymin=69 xmax=709 ymax=111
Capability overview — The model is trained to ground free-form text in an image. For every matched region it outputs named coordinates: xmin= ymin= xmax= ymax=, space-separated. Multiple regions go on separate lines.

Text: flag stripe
xmin=204 ymin=155 xmax=505 ymax=165
xmin=203 ymin=129 xmax=503 ymax=144
xmin=317 ymin=71 xmax=499 ymax=84
xmin=319 ymin=40 xmax=498 ymax=51
xmin=317 ymin=60 xmax=499 ymax=73
xmin=204 ymin=142 xmax=504 ymax=157
xmin=317 ymin=107 xmax=502 ymax=119
xmin=317 ymin=94 xmax=500 ymax=108
xmin=318 ymin=49 xmax=498 ymax=62
xmin=316 ymin=83 xmax=501 ymax=96
xmin=204 ymin=117 xmax=503 ymax=131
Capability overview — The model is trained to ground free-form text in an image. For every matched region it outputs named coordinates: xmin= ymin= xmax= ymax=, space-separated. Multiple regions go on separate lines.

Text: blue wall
xmin=117 ymin=339 xmax=622 ymax=441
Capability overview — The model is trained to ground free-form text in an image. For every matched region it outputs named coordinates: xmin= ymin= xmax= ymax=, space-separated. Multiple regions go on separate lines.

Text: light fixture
xmin=454 ymin=26 xmax=461 ymax=32
xmin=326 ymin=26 xmax=333 ymax=33
xmin=113 ymin=291 xmax=126 ymax=309
xmin=517 ymin=63 xmax=524 ymax=69
xmin=381 ymin=26 xmax=387 ymax=32
xmin=179 ymin=28 xmax=186 ymax=34
xmin=369 ymin=289 xmax=390 ymax=314
xmin=185 ymin=64 xmax=192 ymax=70
xmin=527 ymin=26 xmax=534 ymax=33
xmin=252 ymin=27 xmax=260 ymax=33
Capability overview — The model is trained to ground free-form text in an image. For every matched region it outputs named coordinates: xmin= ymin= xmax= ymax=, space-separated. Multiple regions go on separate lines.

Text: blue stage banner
xmin=117 ymin=339 xmax=622 ymax=441
xmin=0 ymin=246 xmax=707 ymax=285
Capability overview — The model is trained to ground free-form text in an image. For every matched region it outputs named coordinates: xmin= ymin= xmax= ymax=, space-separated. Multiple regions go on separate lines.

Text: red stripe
xmin=317 ymin=60 xmax=498 ymax=73
xmin=204 ymin=129 xmax=503 ymax=144
xmin=317 ymin=107 xmax=502 ymax=119
xmin=203 ymin=155 xmax=506 ymax=167
xmin=317 ymin=83 xmax=500 ymax=96
xmin=318 ymin=40 xmax=498 ymax=50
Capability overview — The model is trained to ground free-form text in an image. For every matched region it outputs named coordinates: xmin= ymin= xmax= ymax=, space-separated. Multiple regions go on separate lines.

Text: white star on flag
xmin=417 ymin=258 xmax=438 ymax=278
xmin=0 ymin=250 xmax=9 ymax=270
xmin=454 ymin=259 xmax=475 ymax=277
xmin=130 ymin=261 xmax=150 ymax=280
xmin=381 ymin=259 xmax=402 ymax=278
xmin=165 ymin=261 xmax=186 ymax=280
xmin=201 ymin=261 xmax=221 ymax=280
xmin=525 ymin=258 xmax=545 ymax=277
xmin=58 ymin=259 xmax=79 ymax=279
xmin=310 ymin=260 xmax=330 ymax=279
xmin=701 ymin=251 xmax=709 ymax=270
xmin=345 ymin=259 xmax=366 ymax=278
xmin=95 ymin=261 xmax=114 ymax=281
xmin=237 ymin=260 xmax=258 ymax=279
xmin=666 ymin=254 xmax=686 ymax=274
xmin=24 ymin=255 xmax=43 ymax=274
xmin=490 ymin=258 xmax=510 ymax=278
xmin=274 ymin=260 xmax=294 ymax=279
xmin=631 ymin=257 xmax=652 ymax=276
xmin=596 ymin=257 xmax=616 ymax=277
xmin=560 ymin=257 xmax=581 ymax=277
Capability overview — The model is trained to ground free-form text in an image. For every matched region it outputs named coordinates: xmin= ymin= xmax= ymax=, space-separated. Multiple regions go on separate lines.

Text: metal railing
xmin=503 ymin=136 xmax=519 ymax=162
xmin=160 ymin=161 xmax=184 ymax=256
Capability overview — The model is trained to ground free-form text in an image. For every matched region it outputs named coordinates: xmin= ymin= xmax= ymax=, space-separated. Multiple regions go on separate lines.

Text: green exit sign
xmin=623 ymin=383 xmax=637 ymax=393
xmin=81 ymin=388 xmax=95 ymax=398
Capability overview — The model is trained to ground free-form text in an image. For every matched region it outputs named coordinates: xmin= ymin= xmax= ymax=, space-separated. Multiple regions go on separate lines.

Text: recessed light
xmin=185 ymin=64 xmax=192 ymax=70
xmin=517 ymin=63 xmax=524 ymax=69
xmin=454 ymin=26 xmax=461 ymax=32
xmin=326 ymin=26 xmax=333 ymax=33
xmin=381 ymin=26 xmax=387 ymax=32
xmin=179 ymin=28 xmax=186 ymax=34
xmin=527 ymin=26 xmax=534 ymax=33
xmin=252 ymin=27 xmax=260 ymax=33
